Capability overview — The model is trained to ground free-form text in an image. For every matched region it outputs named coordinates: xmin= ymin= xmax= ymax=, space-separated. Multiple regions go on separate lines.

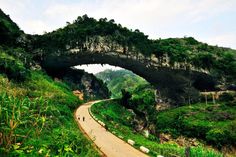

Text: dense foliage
xmin=0 ymin=68 xmax=99 ymax=156
xmin=156 ymin=101 xmax=236 ymax=150
xmin=34 ymin=14 xmax=152 ymax=56
xmin=0 ymin=9 xmax=23 ymax=46
xmin=152 ymin=37 xmax=236 ymax=84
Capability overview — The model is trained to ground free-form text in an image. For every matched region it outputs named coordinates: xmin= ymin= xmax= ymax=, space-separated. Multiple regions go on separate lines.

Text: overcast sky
xmin=0 ymin=0 xmax=235 ymax=73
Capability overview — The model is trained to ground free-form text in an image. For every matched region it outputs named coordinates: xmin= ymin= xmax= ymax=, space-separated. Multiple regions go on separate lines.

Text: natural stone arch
xmin=40 ymin=49 xmax=215 ymax=105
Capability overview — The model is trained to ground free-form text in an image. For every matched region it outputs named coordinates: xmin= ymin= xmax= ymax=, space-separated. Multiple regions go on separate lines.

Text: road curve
xmin=75 ymin=100 xmax=148 ymax=157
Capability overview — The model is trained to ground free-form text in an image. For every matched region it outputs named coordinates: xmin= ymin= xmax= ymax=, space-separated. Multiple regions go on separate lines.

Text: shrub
xmin=219 ymin=93 xmax=234 ymax=102
xmin=207 ymin=111 xmax=234 ymax=121
xmin=0 ymin=52 xmax=30 ymax=81
xmin=206 ymin=128 xmax=230 ymax=148
xmin=225 ymin=100 xmax=236 ymax=107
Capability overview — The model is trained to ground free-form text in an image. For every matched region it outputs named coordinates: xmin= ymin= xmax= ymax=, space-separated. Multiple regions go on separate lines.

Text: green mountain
xmin=96 ymin=69 xmax=148 ymax=98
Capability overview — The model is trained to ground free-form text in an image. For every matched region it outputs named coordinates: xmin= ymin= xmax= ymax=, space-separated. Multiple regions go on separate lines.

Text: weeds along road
xmin=75 ymin=100 xmax=148 ymax=157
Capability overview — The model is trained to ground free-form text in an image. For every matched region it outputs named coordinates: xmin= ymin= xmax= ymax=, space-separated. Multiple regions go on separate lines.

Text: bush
xmin=225 ymin=100 xmax=236 ymax=107
xmin=206 ymin=129 xmax=230 ymax=148
xmin=219 ymin=93 xmax=234 ymax=102
xmin=0 ymin=52 xmax=30 ymax=81
xmin=207 ymin=111 xmax=234 ymax=121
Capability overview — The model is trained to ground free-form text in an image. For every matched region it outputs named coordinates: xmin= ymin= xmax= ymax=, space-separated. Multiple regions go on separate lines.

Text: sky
xmin=0 ymin=0 xmax=235 ymax=73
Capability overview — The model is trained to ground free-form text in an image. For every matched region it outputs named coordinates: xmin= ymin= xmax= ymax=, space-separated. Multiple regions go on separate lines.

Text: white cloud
xmin=41 ymin=0 xmax=236 ymax=37
xmin=75 ymin=64 xmax=122 ymax=74
xmin=21 ymin=20 xmax=51 ymax=34
xmin=204 ymin=34 xmax=236 ymax=49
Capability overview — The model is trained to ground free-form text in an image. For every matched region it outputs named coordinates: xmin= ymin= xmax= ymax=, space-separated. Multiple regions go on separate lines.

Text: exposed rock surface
xmin=48 ymin=67 xmax=111 ymax=100
xmin=159 ymin=133 xmax=200 ymax=147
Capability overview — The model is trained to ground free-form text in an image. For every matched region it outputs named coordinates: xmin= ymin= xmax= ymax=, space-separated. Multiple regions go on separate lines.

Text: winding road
xmin=75 ymin=100 xmax=148 ymax=157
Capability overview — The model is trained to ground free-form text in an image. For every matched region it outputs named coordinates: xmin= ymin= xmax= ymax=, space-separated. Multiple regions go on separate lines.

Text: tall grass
xmin=0 ymin=93 xmax=47 ymax=154
xmin=0 ymin=70 xmax=99 ymax=156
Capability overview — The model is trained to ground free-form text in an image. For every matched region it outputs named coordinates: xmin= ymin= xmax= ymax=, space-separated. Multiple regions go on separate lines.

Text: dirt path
xmin=75 ymin=100 xmax=148 ymax=157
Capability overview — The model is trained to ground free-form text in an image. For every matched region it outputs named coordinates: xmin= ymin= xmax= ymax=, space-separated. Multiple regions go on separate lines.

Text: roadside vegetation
xmin=0 ymin=47 xmax=99 ymax=156
xmin=91 ymin=100 xmax=223 ymax=157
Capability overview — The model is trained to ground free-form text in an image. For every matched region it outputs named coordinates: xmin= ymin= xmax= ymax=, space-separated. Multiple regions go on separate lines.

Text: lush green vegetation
xmin=97 ymin=68 xmax=236 ymax=155
xmin=0 ymin=47 xmax=99 ymax=156
xmin=0 ymin=47 xmax=31 ymax=81
xmin=152 ymin=37 xmax=236 ymax=84
xmin=119 ymin=83 xmax=158 ymax=125
xmin=121 ymin=81 xmax=236 ymax=151
xmin=0 ymin=9 xmax=23 ymax=46
xmin=34 ymin=14 xmax=152 ymax=56
xmin=0 ymin=10 xmax=101 ymax=156
xmin=91 ymin=100 xmax=223 ymax=157
xmin=156 ymin=101 xmax=236 ymax=149
xmin=1 ymin=7 xmax=236 ymax=157
xmin=96 ymin=69 xmax=148 ymax=98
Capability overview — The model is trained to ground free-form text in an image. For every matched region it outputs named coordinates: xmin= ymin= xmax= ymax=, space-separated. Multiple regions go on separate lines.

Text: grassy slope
xmin=0 ymin=48 xmax=99 ymax=156
xmin=91 ymin=100 xmax=223 ymax=157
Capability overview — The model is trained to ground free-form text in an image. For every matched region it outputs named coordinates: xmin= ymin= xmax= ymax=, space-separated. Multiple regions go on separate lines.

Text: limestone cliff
xmin=48 ymin=67 xmax=111 ymax=100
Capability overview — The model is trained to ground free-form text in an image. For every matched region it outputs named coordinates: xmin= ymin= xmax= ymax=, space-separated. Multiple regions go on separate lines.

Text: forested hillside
xmin=96 ymin=69 xmax=148 ymax=97
xmin=152 ymin=37 xmax=236 ymax=84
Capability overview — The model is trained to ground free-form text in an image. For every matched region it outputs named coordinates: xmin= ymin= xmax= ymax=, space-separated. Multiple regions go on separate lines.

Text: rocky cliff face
xmin=48 ymin=67 xmax=110 ymax=100
xmin=79 ymin=71 xmax=111 ymax=100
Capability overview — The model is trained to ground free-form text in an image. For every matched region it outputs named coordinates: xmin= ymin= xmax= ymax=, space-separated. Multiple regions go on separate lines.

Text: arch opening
xmin=42 ymin=52 xmax=216 ymax=105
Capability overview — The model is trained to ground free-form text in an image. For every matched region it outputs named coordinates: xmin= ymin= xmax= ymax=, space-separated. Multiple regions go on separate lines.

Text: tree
xmin=120 ymin=89 xmax=132 ymax=108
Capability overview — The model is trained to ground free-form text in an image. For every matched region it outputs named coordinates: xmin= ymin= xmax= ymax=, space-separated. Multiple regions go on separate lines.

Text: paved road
xmin=75 ymin=100 xmax=148 ymax=157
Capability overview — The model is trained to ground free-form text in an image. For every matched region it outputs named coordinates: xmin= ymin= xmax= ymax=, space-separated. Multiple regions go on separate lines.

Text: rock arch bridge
xmin=33 ymin=17 xmax=215 ymax=105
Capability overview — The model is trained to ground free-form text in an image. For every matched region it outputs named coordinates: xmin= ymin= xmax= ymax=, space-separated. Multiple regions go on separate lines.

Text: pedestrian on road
xmin=83 ymin=117 xmax=85 ymax=121
xmin=78 ymin=116 xmax=80 ymax=120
